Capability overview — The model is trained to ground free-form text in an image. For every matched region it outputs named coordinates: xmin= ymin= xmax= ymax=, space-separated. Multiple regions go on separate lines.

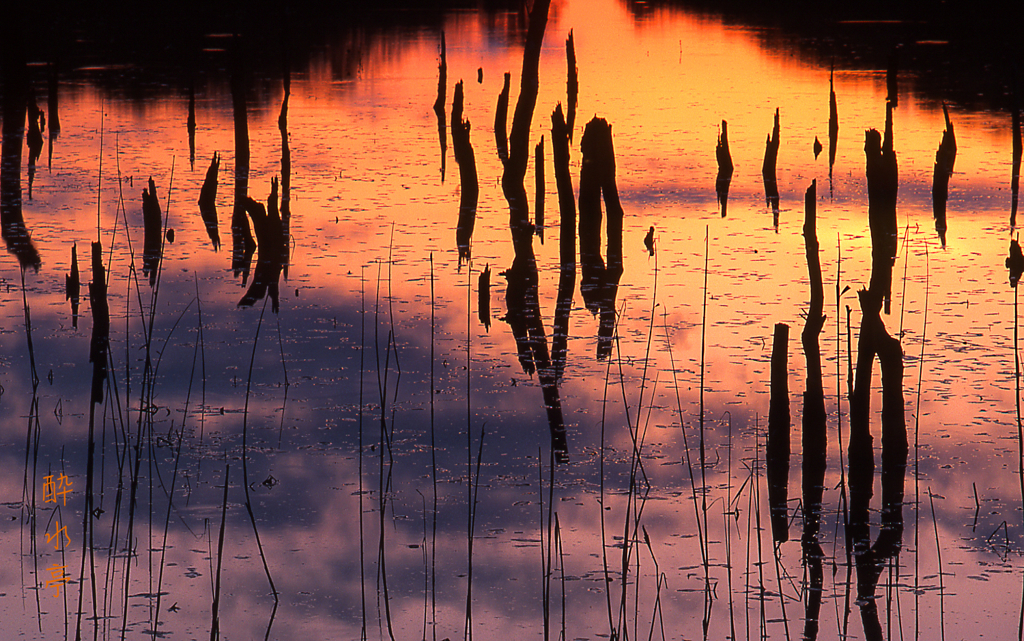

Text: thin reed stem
xmin=210 ymin=462 xmax=229 ymax=641
xmin=240 ymin=297 xmax=278 ymax=609
xmin=914 ymin=243 xmax=930 ymax=639
xmin=929 ymin=488 xmax=945 ymax=641
xmin=359 ymin=265 xmax=368 ymax=641
xmin=429 ymin=254 xmax=438 ymax=641
xmin=699 ymin=227 xmax=710 ymax=579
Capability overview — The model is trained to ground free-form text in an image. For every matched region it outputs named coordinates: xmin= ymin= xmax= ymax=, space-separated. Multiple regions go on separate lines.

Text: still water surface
xmin=2 ymin=1 xmax=1022 ymax=639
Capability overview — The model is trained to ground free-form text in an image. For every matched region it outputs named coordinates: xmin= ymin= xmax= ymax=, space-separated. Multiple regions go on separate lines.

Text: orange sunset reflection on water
xmin=1 ymin=0 xmax=1023 ymax=639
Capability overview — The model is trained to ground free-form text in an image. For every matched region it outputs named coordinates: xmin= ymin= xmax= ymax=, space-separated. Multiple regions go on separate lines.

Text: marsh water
xmin=3 ymin=1 xmax=1023 ymax=639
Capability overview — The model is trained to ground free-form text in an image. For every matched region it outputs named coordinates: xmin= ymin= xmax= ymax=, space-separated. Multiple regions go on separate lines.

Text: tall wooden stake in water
xmin=766 ymin=322 xmax=790 ymax=543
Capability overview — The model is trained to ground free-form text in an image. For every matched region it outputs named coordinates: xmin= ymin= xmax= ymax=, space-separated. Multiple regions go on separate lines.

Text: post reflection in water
xmin=1 ymin=43 xmax=41 ymax=270
xmin=715 ymin=119 xmax=733 ymax=217
xmin=453 ymin=80 xmax=479 ymax=266
xmin=198 ymin=153 xmax=221 ymax=250
xmin=141 ymin=177 xmax=163 ymax=287
xmin=800 ymin=181 xmax=828 ymax=641
xmin=762 ymin=107 xmax=781 ymax=229
xmin=238 ymin=179 xmax=285 ymax=312
xmin=578 ymin=118 xmax=624 ymax=360
xmin=231 ymin=38 xmax=256 ymax=281
xmin=2 ymin=1 xmax=1023 ymax=639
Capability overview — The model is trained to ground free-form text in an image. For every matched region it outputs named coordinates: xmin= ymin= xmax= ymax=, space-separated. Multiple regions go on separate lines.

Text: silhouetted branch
xmin=932 ymin=105 xmax=956 ymax=247
xmin=716 ymin=119 xmax=733 ymax=217
xmin=762 ymin=108 xmax=780 ymax=225
xmin=452 ymin=81 xmax=479 ymax=266
xmin=198 ymin=153 xmax=221 ymax=250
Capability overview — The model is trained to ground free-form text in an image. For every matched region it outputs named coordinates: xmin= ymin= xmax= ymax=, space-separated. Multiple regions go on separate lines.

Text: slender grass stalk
xmin=540 ymin=449 xmax=549 ymax=641
xmin=210 ymin=462 xmax=229 ymax=641
xmin=599 ymin=341 xmax=615 ymax=638
xmin=607 ymin=237 xmax=661 ymax=640
xmin=754 ymin=420 xmax=767 ymax=640
xmin=724 ymin=412 xmax=736 ymax=641
xmin=359 ymin=265 xmax=368 ymax=641
xmin=1019 ymin=258 xmax=1024 ymax=641
xmin=419 ymin=489 xmax=429 ymax=641
xmin=929 ymin=488 xmax=945 ymax=641
xmin=744 ymin=443 xmax=755 ymax=641
xmin=641 ymin=526 xmax=666 ymax=641
xmin=914 ymin=244 xmax=930 ymax=638
xmin=153 ymin=293 xmax=204 ymax=635
xmin=465 ymin=422 xmax=486 ymax=641
xmin=96 ymin=98 xmax=103 ymax=241
xmin=373 ymin=256 xmax=397 ymax=641
xmin=772 ymin=540 xmax=790 ymax=640
xmin=662 ymin=312 xmax=707 ymax=570
xmin=699 ymin=227 xmax=710 ymax=577
xmin=240 ymin=297 xmax=279 ymax=604
xmin=555 ymin=513 xmax=566 ymax=641
xmin=429 ymin=254 xmax=438 ymax=641
xmin=834 ymin=235 xmax=850 ymax=566
xmin=17 ymin=267 xmax=43 ymax=629
xmin=898 ymin=222 xmax=911 ymax=336
xmin=465 ymin=249 xmax=473 ymax=641
xmin=1016 ymin=253 xmax=1024 ymax=536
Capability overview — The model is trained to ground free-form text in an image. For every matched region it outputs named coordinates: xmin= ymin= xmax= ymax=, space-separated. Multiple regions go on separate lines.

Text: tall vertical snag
xmin=566 ymin=31 xmax=578 ymax=140
xmin=535 ymin=136 xmax=545 ymax=241
xmin=865 ymin=102 xmax=899 ymax=313
xmin=716 ymin=119 xmax=734 ymax=217
xmin=453 ymin=81 xmax=479 ymax=266
xmin=434 ymin=31 xmax=448 ymax=182
xmin=198 ymin=153 xmax=221 ymax=249
xmin=1013 ymin=88 xmax=1022 ymax=228
xmin=188 ymin=82 xmax=196 ymax=171
xmin=495 ymin=72 xmax=511 ymax=164
xmin=801 ymin=181 xmax=828 ymax=640
xmin=551 ymin=104 xmax=575 ymax=380
xmin=766 ymin=322 xmax=790 ymax=543
xmin=886 ymin=47 xmax=899 ymax=108
xmin=279 ymin=29 xmax=292 ymax=280
xmin=829 ymin=63 xmax=839 ymax=190
xmin=932 ymin=105 xmax=956 ymax=246
xmin=231 ymin=38 xmax=256 ymax=280
xmin=762 ymin=108 xmax=781 ymax=226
